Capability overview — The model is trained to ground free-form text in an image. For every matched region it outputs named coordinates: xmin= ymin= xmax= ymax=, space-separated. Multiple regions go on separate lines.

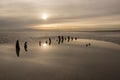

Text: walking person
xmin=24 ymin=42 xmax=28 ymax=52
xmin=39 ymin=41 xmax=41 ymax=46
xmin=49 ymin=38 xmax=51 ymax=45
xmin=68 ymin=36 xmax=70 ymax=42
xmin=58 ymin=36 xmax=61 ymax=44
xmin=16 ymin=40 xmax=20 ymax=57
xmin=61 ymin=36 xmax=64 ymax=43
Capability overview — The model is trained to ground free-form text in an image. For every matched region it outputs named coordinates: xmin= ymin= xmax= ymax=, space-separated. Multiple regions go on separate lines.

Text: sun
xmin=41 ymin=13 xmax=48 ymax=20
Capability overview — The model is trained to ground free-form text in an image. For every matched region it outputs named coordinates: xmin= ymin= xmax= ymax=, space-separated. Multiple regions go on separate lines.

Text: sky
xmin=0 ymin=0 xmax=120 ymax=31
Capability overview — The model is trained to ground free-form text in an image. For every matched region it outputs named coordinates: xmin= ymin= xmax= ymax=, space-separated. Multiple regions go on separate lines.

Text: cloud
xmin=0 ymin=0 xmax=120 ymax=31
xmin=0 ymin=17 xmax=40 ymax=29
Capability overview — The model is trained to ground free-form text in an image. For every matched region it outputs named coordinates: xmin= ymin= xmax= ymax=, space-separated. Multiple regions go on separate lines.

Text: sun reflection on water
xmin=42 ymin=43 xmax=48 ymax=47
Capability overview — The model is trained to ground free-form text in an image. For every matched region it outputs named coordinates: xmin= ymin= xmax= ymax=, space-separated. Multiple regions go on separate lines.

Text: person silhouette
xmin=88 ymin=43 xmax=91 ymax=46
xmin=75 ymin=37 xmax=77 ymax=40
xmin=39 ymin=41 xmax=41 ymax=46
xmin=58 ymin=36 xmax=61 ymax=44
xmin=45 ymin=41 xmax=48 ymax=44
xmin=64 ymin=38 xmax=67 ymax=41
xmin=24 ymin=42 xmax=28 ymax=52
xmin=49 ymin=38 xmax=51 ymax=45
xmin=71 ymin=37 xmax=73 ymax=41
xmin=16 ymin=40 xmax=20 ymax=57
xmin=86 ymin=44 xmax=88 ymax=47
xmin=68 ymin=36 xmax=70 ymax=42
xmin=61 ymin=36 xmax=64 ymax=43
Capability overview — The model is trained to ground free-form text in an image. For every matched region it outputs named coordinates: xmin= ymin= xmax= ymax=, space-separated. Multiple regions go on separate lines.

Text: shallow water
xmin=0 ymin=35 xmax=120 ymax=80
xmin=0 ymin=31 xmax=120 ymax=44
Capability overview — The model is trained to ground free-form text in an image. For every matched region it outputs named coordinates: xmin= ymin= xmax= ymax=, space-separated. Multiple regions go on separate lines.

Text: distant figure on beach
xmin=16 ymin=40 xmax=20 ymax=57
xmin=61 ymin=36 xmax=64 ymax=43
xmin=58 ymin=36 xmax=61 ymax=44
xmin=88 ymin=43 xmax=91 ymax=46
xmin=45 ymin=41 xmax=48 ymax=44
xmin=86 ymin=44 xmax=88 ymax=47
xmin=64 ymin=38 xmax=67 ymax=41
xmin=71 ymin=37 xmax=73 ymax=41
xmin=86 ymin=43 xmax=91 ymax=47
xmin=39 ymin=41 xmax=41 ymax=46
xmin=75 ymin=37 xmax=77 ymax=40
xmin=68 ymin=36 xmax=70 ymax=42
xmin=24 ymin=42 xmax=28 ymax=52
xmin=49 ymin=38 xmax=51 ymax=45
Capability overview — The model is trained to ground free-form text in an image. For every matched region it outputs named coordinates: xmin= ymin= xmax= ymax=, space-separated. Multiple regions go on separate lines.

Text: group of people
xmin=15 ymin=36 xmax=78 ymax=57
xmin=39 ymin=37 xmax=52 ymax=46
xmin=38 ymin=36 xmax=78 ymax=46
xmin=15 ymin=36 xmax=92 ymax=57
xmin=86 ymin=43 xmax=91 ymax=47
xmin=57 ymin=36 xmax=77 ymax=44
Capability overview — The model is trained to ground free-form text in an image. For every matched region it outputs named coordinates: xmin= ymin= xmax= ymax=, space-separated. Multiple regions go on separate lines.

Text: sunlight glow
xmin=42 ymin=43 xmax=47 ymax=47
xmin=41 ymin=13 xmax=48 ymax=20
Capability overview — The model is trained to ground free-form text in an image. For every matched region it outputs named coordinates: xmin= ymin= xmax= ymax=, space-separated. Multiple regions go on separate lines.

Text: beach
xmin=0 ymin=32 xmax=120 ymax=80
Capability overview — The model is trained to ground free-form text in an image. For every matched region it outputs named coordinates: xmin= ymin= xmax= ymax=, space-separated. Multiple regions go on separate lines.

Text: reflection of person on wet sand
xmin=58 ymin=36 xmax=61 ymax=44
xmin=39 ymin=41 xmax=41 ymax=46
xmin=88 ymin=43 xmax=91 ymax=46
xmin=16 ymin=40 xmax=20 ymax=57
xmin=67 ymin=36 xmax=70 ymax=42
xmin=49 ymin=38 xmax=51 ymax=45
xmin=64 ymin=38 xmax=67 ymax=41
xmin=86 ymin=44 xmax=88 ymax=47
xmin=86 ymin=43 xmax=91 ymax=47
xmin=61 ymin=36 xmax=64 ymax=43
xmin=45 ymin=41 xmax=48 ymax=44
xmin=71 ymin=37 xmax=73 ymax=41
xmin=75 ymin=37 xmax=77 ymax=40
xmin=24 ymin=42 xmax=28 ymax=52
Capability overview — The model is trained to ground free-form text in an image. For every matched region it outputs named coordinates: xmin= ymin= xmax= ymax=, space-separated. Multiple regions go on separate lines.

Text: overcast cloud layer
xmin=0 ymin=0 xmax=120 ymax=31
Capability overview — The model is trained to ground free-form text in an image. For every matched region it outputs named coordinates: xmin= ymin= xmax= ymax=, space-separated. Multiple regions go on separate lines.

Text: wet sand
xmin=0 ymin=39 xmax=120 ymax=80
